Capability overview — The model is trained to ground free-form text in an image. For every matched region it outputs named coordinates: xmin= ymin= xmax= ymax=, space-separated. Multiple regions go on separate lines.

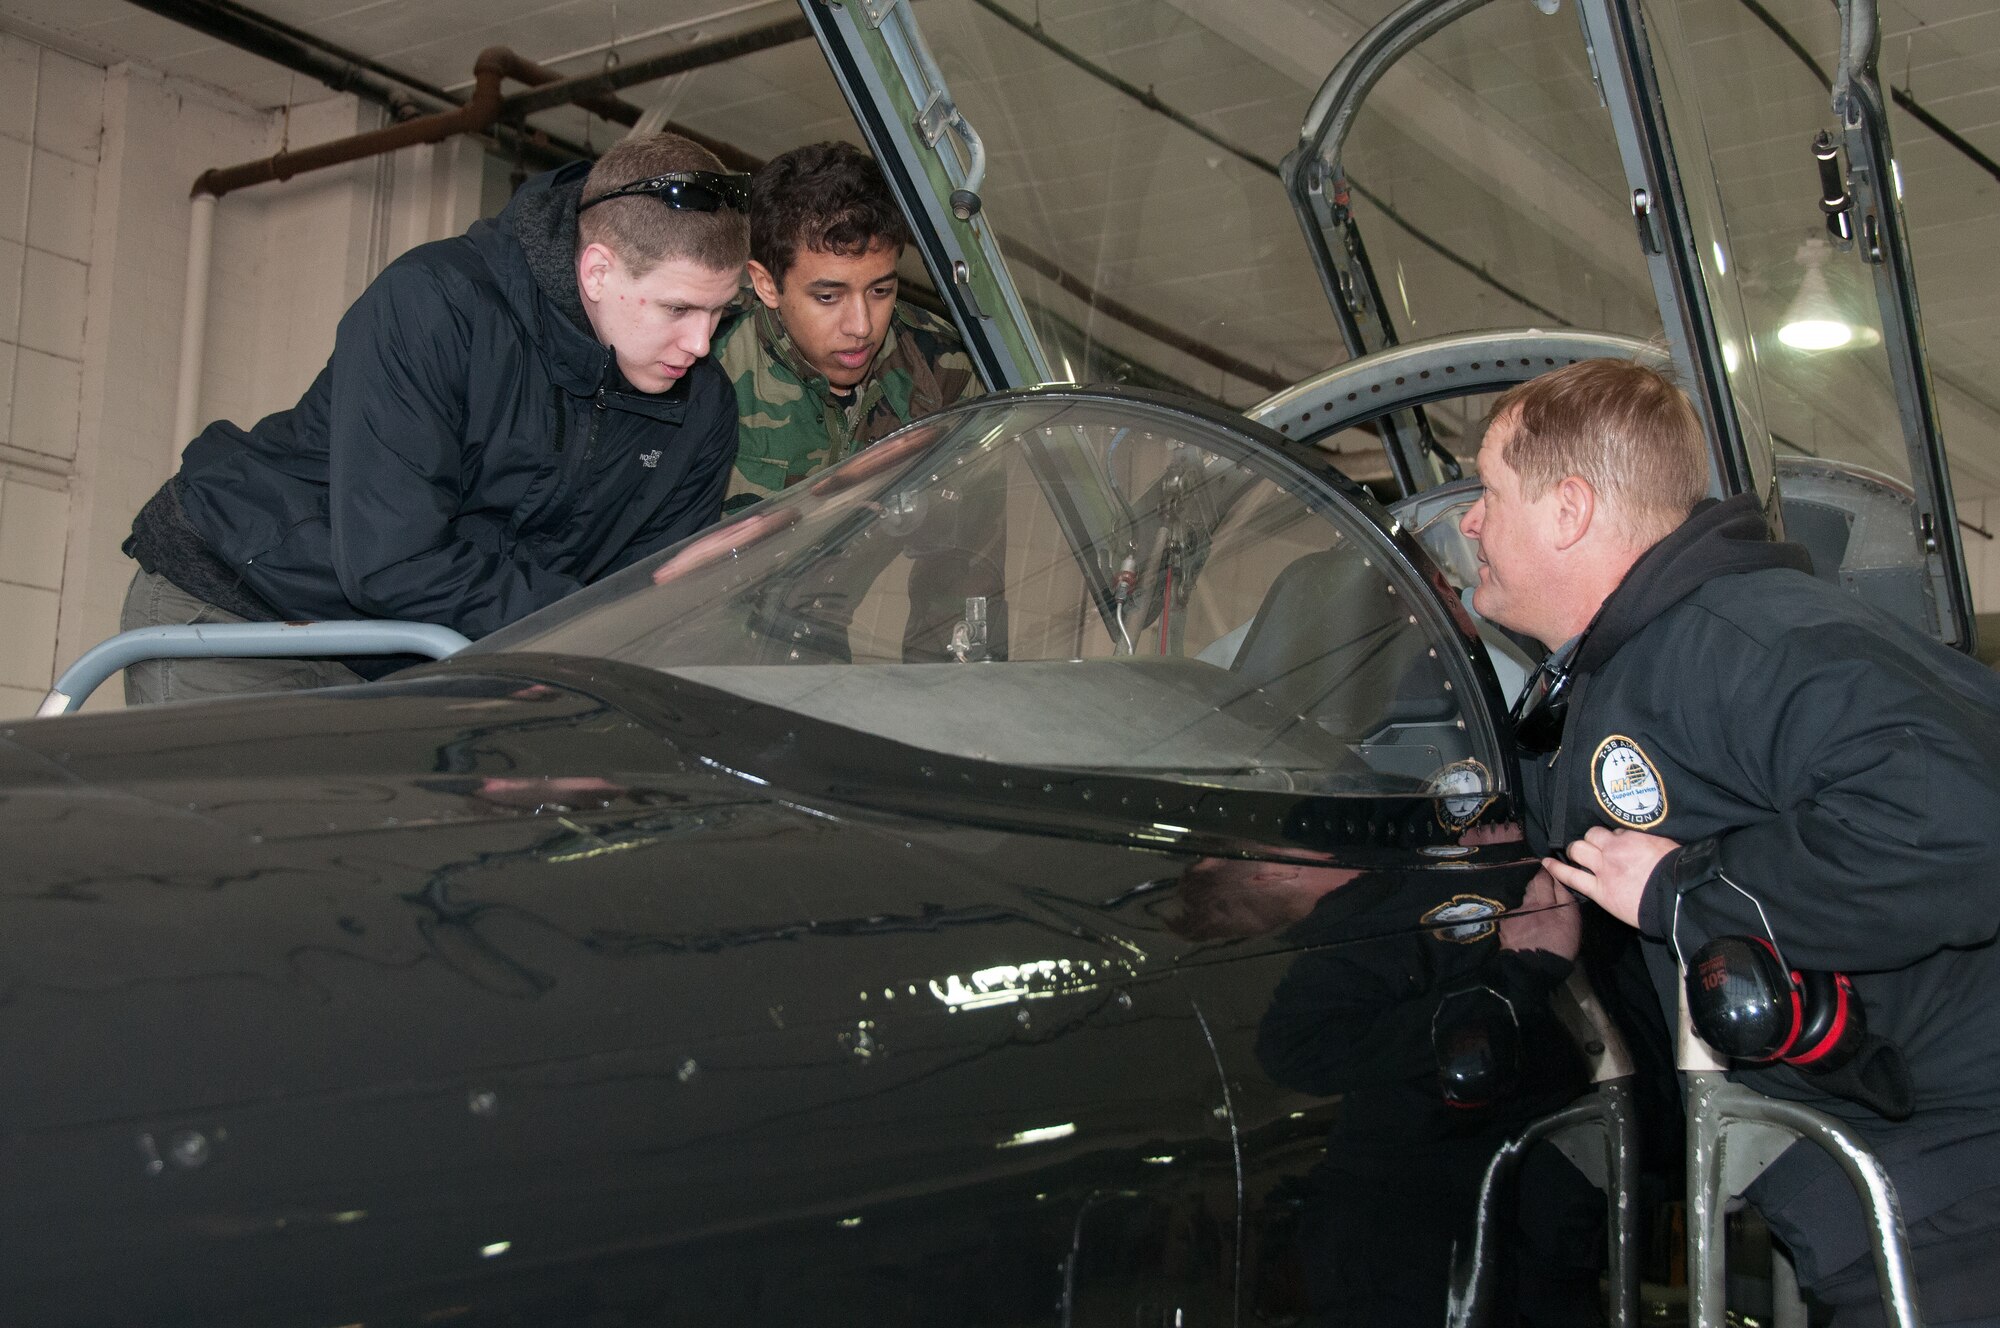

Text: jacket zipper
xmin=1547 ymin=673 xmax=1587 ymax=849
xmin=584 ymin=387 xmax=606 ymax=462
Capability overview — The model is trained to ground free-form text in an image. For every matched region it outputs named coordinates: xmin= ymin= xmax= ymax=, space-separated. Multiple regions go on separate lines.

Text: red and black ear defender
xmin=1432 ymin=982 xmax=1522 ymax=1108
xmin=1686 ymin=934 xmax=1866 ymax=1073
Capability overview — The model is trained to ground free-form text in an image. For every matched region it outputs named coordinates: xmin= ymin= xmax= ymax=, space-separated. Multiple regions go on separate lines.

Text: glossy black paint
xmin=0 ymin=648 xmax=1570 ymax=1326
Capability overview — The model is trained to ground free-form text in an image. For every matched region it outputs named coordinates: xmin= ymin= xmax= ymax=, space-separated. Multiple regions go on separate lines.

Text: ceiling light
xmin=1777 ymin=319 xmax=1854 ymax=351
xmin=1777 ymin=244 xmax=1856 ymax=353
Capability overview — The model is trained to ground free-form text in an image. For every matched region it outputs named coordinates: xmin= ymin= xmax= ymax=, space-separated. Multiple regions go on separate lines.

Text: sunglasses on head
xmin=577 ymin=171 xmax=751 ymax=215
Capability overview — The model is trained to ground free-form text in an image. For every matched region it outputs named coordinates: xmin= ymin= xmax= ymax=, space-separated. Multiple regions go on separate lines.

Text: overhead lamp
xmin=1777 ymin=241 xmax=1856 ymax=352
xmin=1778 ymin=318 xmax=1854 ymax=352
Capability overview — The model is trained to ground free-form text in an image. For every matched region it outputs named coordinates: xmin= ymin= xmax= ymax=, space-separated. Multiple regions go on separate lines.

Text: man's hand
xmin=1499 ymin=868 xmax=1580 ymax=959
xmin=652 ymin=507 xmax=799 ymax=584
xmin=807 ymin=425 xmax=939 ymax=496
xmin=1543 ymin=826 xmax=1679 ymax=928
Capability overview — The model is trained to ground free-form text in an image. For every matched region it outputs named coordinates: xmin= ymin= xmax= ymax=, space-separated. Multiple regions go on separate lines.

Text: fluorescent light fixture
xmin=998 ymin=1122 xmax=1077 ymax=1149
xmin=1721 ymin=340 xmax=1741 ymax=374
xmin=1142 ymin=1154 xmax=1176 ymax=1165
xmin=1712 ymin=242 xmax=1728 ymax=275
xmin=1778 ymin=319 xmax=1855 ymax=351
xmin=1778 ymin=245 xmax=1855 ymax=353
xmin=837 ymin=1216 xmax=864 ymax=1229
xmin=480 ymin=1240 xmax=512 ymax=1258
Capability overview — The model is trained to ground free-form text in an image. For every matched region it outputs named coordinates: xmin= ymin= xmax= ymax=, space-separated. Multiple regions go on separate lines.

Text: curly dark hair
xmin=751 ymin=141 xmax=914 ymax=286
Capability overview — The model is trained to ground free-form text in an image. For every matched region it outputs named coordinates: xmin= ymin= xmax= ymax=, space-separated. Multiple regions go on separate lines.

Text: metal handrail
xmin=1448 ymin=968 xmax=1642 ymax=1328
xmin=38 ymin=621 xmax=470 ymax=717
xmin=1677 ymin=983 xmax=1923 ymax=1328
xmin=1448 ymin=1080 xmax=1642 ymax=1328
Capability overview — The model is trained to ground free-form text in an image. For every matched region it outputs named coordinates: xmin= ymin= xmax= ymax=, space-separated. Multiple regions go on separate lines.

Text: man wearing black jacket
xmin=1460 ymin=358 xmax=2000 ymax=1325
xmin=120 ymin=132 xmax=748 ymax=702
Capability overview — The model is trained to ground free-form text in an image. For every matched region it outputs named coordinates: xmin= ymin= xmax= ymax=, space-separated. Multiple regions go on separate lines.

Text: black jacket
xmin=1524 ymin=494 xmax=2000 ymax=1285
xmin=157 ymin=161 xmax=734 ymax=641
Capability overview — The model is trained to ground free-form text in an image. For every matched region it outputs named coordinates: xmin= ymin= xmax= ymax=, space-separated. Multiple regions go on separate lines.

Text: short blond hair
xmin=578 ymin=132 xmax=748 ymax=276
xmin=1487 ymin=358 xmax=1710 ymax=545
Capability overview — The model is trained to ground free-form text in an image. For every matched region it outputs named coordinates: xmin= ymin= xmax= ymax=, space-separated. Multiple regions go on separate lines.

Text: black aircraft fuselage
xmin=1 ymin=651 xmax=1581 ymax=1326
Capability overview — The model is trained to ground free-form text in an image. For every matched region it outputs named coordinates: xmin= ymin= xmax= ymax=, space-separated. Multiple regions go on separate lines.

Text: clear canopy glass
xmin=479 ymin=395 xmax=1504 ymax=797
xmin=1634 ymin=0 xmax=1903 ymax=493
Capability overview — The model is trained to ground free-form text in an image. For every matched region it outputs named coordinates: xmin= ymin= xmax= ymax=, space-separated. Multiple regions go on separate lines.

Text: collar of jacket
xmin=1573 ymin=492 xmax=1814 ymax=675
xmin=474 ymin=160 xmax=692 ymax=420
xmin=751 ymin=301 xmax=899 ymax=403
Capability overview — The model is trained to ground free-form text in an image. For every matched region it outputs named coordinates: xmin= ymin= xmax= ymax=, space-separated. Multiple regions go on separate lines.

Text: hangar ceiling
xmin=2 ymin=0 xmax=1996 ymax=500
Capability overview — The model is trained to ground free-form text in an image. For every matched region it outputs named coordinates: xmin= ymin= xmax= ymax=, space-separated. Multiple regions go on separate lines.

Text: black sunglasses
xmin=1508 ymin=651 xmax=1575 ymax=756
xmin=577 ymin=170 xmax=751 ymax=215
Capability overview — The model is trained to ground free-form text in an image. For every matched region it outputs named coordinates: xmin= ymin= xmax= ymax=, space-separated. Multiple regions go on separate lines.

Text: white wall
xmin=0 ymin=32 xmax=100 ymax=717
xmin=0 ymin=25 xmax=486 ymax=719
xmin=1957 ymin=494 xmax=2000 ymax=623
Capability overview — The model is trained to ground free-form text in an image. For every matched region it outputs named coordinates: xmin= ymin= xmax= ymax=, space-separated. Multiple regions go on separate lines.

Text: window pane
xmin=484 ymin=397 xmax=1501 ymax=796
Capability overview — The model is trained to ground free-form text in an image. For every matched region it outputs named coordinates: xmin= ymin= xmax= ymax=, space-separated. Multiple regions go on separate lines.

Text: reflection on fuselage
xmin=1167 ymin=857 xmax=1606 ymax=1324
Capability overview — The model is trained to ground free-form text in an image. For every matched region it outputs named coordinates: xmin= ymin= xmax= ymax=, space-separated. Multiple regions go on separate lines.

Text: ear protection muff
xmin=1432 ymin=982 xmax=1522 ymax=1109
xmin=1686 ymin=934 xmax=1865 ymax=1073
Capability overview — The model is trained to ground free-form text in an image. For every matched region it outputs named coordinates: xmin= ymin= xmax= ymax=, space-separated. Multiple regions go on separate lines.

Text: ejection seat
xmin=1225 ymin=547 xmax=1457 ymax=777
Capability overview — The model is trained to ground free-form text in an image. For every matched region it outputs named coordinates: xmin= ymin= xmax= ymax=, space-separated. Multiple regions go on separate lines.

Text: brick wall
xmin=0 ymin=26 xmax=486 ymax=719
xmin=0 ymin=33 xmax=100 ymax=716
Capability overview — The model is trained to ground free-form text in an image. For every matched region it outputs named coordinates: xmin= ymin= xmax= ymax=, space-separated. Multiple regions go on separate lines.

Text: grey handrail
xmin=1448 ymin=968 xmax=1643 ymax=1328
xmin=1678 ymin=983 xmax=1923 ymax=1328
xmin=38 ymin=621 xmax=471 ymax=717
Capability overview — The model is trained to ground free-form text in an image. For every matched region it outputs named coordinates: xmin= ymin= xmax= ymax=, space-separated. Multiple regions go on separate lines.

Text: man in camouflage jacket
xmin=715 ymin=141 xmax=983 ymax=512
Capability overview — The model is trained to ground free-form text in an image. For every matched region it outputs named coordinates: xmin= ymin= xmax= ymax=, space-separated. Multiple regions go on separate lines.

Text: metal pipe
xmin=39 ymin=621 xmax=470 ymax=717
xmin=125 ymin=0 xmax=450 ymax=115
xmin=172 ymin=192 xmax=216 ymax=450
xmin=1447 ymin=1097 xmax=1611 ymax=1328
xmin=497 ymin=16 xmax=812 ymax=120
xmin=195 ymin=46 xmax=510 ymax=199
xmin=130 ymin=0 xmax=607 ymax=171
xmin=190 ymin=18 xmax=800 ymax=201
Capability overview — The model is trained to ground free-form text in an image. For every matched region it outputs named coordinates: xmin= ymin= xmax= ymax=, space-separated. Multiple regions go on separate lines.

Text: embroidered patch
xmin=1591 ymin=734 xmax=1668 ymax=828
xmin=1427 ymin=757 xmax=1496 ymax=832
xmin=1421 ymin=893 xmax=1504 ymax=944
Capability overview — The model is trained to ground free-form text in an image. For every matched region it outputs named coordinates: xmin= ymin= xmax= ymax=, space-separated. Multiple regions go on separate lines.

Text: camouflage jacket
xmin=717 ymin=300 xmax=983 ymax=506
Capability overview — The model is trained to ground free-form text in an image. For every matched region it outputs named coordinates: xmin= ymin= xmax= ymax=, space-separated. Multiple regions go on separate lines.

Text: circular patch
xmin=1591 ymin=735 xmax=1668 ymax=829
xmin=1427 ymin=757 xmax=1496 ymax=832
xmin=1421 ymin=893 xmax=1503 ymax=944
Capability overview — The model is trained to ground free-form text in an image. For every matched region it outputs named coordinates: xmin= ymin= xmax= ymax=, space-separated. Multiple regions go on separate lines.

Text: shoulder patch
xmin=1591 ymin=735 xmax=1668 ymax=829
xmin=1421 ymin=893 xmax=1504 ymax=944
xmin=1427 ymin=757 xmax=1495 ymax=832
